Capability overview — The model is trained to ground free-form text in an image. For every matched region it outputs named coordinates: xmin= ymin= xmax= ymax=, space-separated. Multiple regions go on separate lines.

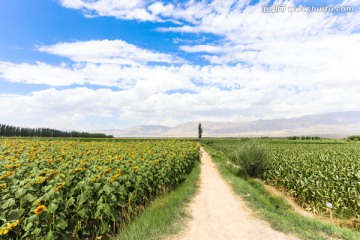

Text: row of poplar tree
xmin=0 ymin=124 xmax=113 ymax=138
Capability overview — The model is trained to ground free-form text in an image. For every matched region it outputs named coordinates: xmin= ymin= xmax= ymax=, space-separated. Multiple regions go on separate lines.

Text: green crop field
xmin=205 ymin=139 xmax=360 ymax=219
xmin=0 ymin=139 xmax=199 ymax=239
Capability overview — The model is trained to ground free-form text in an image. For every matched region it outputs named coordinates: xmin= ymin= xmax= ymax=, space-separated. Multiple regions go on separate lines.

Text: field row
xmin=207 ymin=140 xmax=360 ymax=218
xmin=0 ymin=139 xmax=200 ymax=239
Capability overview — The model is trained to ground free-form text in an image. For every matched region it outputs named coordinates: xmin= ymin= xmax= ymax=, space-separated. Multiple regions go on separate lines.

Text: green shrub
xmin=348 ymin=135 xmax=360 ymax=141
xmin=234 ymin=140 xmax=269 ymax=178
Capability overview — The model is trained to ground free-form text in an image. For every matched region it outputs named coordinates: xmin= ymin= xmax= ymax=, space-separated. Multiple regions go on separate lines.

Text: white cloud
xmin=60 ymin=0 xmax=159 ymax=21
xmin=58 ymin=0 xmax=360 ymax=31
xmin=58 ymin=0 xmax=250 ymax=23
xmin=0 ymin=61 xmax=85 ymax=86
xmin=1 ymin=0 xmax=359 ymax=130
xmin=2 ymin=48 xmax=360 ymax=117
xmin=1 ymin=79 xmax=359 ymax=131
xmin=194 ymin=34 xmax=360 ymax=68
xmin=0 ymin=87 xmax=128 ymax=130
xmin=0 ymin=61 xmax=197 ymax=93
xmin=162 ymin=1 xmax=360 ymax=38
xmin=38 ymin=39 xmax=185 ymax=64
xmin=147 ymin=2 xmax=174 ymax=16
xmin=179 ymin=44 xmax=223 ymax=53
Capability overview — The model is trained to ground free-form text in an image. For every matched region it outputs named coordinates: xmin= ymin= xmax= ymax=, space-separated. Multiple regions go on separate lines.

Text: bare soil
xmin=262 ymin=182 xmax=316 ymax=219
xmin=263 ymin=181 xmax=360 ymax=231
xmin=168 ymin=147 xmax=298 ymax=240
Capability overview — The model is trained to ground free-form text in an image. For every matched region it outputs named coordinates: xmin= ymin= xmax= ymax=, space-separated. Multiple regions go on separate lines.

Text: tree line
xmin=348 ymin=136 xmax=360 ymax=141
xmin=288 ymin=136 xmax=322 ymax=140
xmin=0 ymin=124 xmax=113 ymax=138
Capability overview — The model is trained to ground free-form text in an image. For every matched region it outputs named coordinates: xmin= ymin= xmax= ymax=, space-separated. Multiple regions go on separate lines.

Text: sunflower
xmin=92 ymin=175 xmax=100 ymax=182
xmin=0 ymin=183 xmax=6 ymax=191
xmin=103 ymin=168 xmax=112 ymax=174
xmin=55 ymin=182 xmax=66 ymax=191
xmin=71 ymin=168 xmax=83 ymax=174
xmin=5 ymin=163 xmax=20 ymax=169
xmin=132 ymin=166 xmax=139 ymax=171
xmin=34 ymin=205 xmax=46 ymax=215
xmin=9 ymin=220 xmax=19 ymax=229
xmin=0 ymin=228 xmax=9 ymax=235
xmin=35 ymin=176 xmax=45 ymax=185
xmin=48 ymin=170 xmax=59 ymax=177
xmin=109 ymin=168 xmax=121 ymax=182
xmin=0 ymin=171 xmax=15 ymax=179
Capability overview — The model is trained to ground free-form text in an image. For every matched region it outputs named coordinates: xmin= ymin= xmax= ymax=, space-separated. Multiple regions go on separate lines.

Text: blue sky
xmin=0 ymin=0 xmax=359 ymax=131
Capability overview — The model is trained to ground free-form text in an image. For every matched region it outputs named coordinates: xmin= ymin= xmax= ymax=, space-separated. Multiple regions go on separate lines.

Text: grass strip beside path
xmin=114 ymin=161 xmax=200 ymax=240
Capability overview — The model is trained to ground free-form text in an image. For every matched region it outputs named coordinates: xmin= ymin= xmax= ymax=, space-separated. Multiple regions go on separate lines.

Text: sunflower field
xmin=0 ymin=139 xmax=200 ymax=239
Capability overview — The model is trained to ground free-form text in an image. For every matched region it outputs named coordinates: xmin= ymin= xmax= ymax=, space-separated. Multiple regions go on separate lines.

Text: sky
xmin=0 ymin=0 xmax=359 ymax=131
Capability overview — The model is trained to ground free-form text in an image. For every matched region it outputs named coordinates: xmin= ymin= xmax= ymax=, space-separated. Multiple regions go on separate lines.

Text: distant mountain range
xmin=98 ymin=111 xmax=360 ymax=138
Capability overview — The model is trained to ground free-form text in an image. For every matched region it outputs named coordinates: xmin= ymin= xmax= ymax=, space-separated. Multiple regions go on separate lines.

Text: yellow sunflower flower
xmin=132 ymin=166 xmax=139 ymax=171
xmin=0 ymin=171 xmax=15 ymax=179
xmin=71 ymin=168 xmax=83 ymax=174
xmin=103 ymin=168 xmax=112 ymax=174
xmin=55 ymin=182 xmax=66 ymax=191
xmin=35 ymin=176 xmax=45 ymax=184
xmin=0 ymin=183 xmax=6 ymax=191
xmin=92 ymin=175 xmax=100 ymax=182
xmin=34 ymin=205 xmax=46 ymax=215
xmin=9 ymin=220 xmax=20 ymax=229
xmin=109 ymin=168 xmax=122 ymax=182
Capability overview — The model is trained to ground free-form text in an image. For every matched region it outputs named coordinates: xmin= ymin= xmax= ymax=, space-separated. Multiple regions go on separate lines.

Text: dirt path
xmin=169 ymin=147 xmax=298 ymax=240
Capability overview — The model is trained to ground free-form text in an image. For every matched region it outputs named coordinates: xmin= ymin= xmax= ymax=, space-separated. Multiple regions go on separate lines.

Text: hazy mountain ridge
xmin=99 ymin=112 xmax=360 ymax=137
